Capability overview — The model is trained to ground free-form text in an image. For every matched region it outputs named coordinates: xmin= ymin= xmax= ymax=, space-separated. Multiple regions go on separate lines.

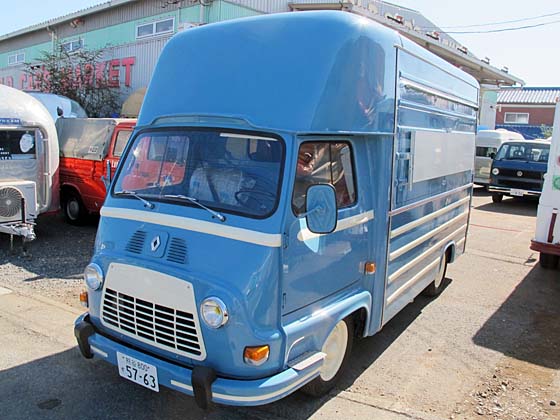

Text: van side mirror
xmin=102 ymin=160 xmax=111 ymax=191
xmin=305 ymin=184 xmax=337 ymax=234
xmin=489 ymin=152 xmax=496 ymax=159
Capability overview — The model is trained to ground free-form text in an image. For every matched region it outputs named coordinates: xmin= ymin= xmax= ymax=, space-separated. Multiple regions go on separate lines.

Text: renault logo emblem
xmin=517 ymin=171 xmax=523 ymax=177
xmin=151 ymin=236 xmax=161 ymax=252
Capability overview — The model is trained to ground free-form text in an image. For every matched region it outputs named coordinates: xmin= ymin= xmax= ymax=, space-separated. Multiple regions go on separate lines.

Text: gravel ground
xmin=0 ymin=213 xmax=97 ymax=308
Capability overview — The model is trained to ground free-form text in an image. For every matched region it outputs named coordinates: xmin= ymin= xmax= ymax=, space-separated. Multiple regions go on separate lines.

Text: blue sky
xmin=1 ymin=0 xmax=558 ymax=86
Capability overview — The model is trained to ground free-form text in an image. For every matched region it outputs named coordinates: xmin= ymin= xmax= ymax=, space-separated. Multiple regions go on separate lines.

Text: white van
xmin=530 ymin=102 xmax=560 ymax=269
xmin=475 ymin=129 xmax=524 ymax=186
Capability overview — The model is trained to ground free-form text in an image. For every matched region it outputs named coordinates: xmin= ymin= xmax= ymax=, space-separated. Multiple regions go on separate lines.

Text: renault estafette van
xmin=74 ymin=12 xmax=479 ymax=407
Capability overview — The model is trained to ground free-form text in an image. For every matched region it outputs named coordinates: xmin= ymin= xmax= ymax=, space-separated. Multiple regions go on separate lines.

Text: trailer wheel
xmin=302 ymin=317 xmax=353 ymax=397
xmin=422 ymin=252 xmax=448 ymax=297
xmin=491 ymin=193 xmax=503 ymax=203
xmin=63 ymin=191 xmax=87 ymax=226
xmin=539 ymin=253 xmax=559 ymax=269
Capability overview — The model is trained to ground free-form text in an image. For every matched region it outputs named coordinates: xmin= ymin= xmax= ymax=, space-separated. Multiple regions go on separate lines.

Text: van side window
xmin=292 ymin=142 xmax=356 ymax=215
xmin=476 ymin=146 xmax=498 ymax=158
xmin=113 ymin=130 xmax=132 ymax=157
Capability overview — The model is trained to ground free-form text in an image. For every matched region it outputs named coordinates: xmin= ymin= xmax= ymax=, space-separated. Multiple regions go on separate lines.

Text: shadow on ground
xmin=473 ymin=196 xmax=538 ymax=217
xmin=473 ymin=265 xmax=560 ymax=369
xmin=0 ymin=213 xmax=98 ymax=279
xmin=0 ymin=279 xmax=449 ymax=420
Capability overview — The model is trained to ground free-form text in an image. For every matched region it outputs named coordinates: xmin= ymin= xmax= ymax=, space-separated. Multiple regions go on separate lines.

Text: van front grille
xmin=101 ymin=288 xmax=202 ymax=357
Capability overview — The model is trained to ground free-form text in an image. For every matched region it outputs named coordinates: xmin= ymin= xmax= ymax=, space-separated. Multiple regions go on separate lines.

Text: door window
xmin=292 ymin=142 xmax=356 ymax=215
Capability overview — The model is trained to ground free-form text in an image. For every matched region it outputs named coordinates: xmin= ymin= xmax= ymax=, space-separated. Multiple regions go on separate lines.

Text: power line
xmin=417 ymin=10 xmax=560 ymax=30
xmin=446 ymin=19 xmax=560 ymax=34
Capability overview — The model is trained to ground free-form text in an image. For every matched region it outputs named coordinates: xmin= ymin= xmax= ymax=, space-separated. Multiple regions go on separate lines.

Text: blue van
xmin=74 ymin=11 xmax=479 ymax=407
xmin=489 ymin=139 xmax=551 ymax=203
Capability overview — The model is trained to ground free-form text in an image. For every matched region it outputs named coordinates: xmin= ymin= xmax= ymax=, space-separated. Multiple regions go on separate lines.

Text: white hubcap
xmin=434 ymin=255 xmax=447 ymax=289
xmin=319 ymin=320 xmax=348 ymax=381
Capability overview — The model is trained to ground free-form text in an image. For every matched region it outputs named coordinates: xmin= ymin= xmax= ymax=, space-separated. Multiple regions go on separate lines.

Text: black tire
xmin=539 ymin=253 xmax=559 ymax=269
xmin=301 ymin=317 xmax=354 ymax=397
xmin=491 ymin=193 xmax=503 ymax=203
xmin=63 ymin=191 xmax=87 ymax=226
xmin=422 ymin=252 xmax=448 ymax=297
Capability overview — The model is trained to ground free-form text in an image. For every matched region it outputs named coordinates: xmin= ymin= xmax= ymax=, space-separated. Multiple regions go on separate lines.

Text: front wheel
xmin=540 ymin=253 xmax=559 ymax=269
xmin=302 ymin=317 xmax=354 ymax=397
xmin=491 ymin=193 xmax=503 ymax=203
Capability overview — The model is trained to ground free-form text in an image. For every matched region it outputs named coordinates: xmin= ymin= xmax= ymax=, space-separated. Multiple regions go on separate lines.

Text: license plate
xmin=510 ymin=189 xmax=525 ymax=197
xmin=117 ymin=352 xmax=159 ymax=392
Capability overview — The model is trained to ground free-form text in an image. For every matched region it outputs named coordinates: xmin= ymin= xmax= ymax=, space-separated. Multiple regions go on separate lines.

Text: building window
xmin=61 ymin=39 xmax=83 ymax=53
xmin=8 ymin=52 xmax=25 ymax=66
xmin=504 ymin=112 xmax=529 ymax=124
xmin=136 ymin=17 xmax=174 ymax=39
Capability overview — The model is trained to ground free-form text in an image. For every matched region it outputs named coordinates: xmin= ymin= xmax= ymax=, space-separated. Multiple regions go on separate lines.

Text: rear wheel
xmin=539 ymin=253 xmax=559 ymax=269
xmin=423 ymin=252 xmax=448 ymax=297
xmin=63 ymin=191 xmax=87 ymax=226
xmin=491 ymin=193 xmax=503 ymax=203
xmin=302 ymin=317 xmax=354 ymax=397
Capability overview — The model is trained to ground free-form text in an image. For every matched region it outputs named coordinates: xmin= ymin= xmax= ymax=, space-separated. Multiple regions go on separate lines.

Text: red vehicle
xmin=57 ymin=118 xmax=136 ymax=224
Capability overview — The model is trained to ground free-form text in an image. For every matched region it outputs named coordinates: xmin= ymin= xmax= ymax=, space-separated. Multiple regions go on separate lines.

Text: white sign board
xmin=412 ymin=131 xmax=475 ymax=183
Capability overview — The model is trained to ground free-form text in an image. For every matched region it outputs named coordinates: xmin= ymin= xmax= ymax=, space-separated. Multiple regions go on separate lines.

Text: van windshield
xmin=495 ymin=142 xmax=550 ymax=163
xmin=112 ymin=129 xmax=284 ymax=218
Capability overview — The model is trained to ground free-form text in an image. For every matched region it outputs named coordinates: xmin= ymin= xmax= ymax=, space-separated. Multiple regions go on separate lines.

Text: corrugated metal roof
xmin=498 ymin=87 xmax=560 ymax=104
xmin=0 ymin=0 xmax=138 ymax=41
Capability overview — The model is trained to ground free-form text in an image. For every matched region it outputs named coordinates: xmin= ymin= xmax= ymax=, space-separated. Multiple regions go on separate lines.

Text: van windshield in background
xmin=495 ymin=142 xmax=550 ymax=163
xmin=0 ymin=130 xmax=36 ymax=160
xmin=113 ymin=129 xmax=284 ymax=218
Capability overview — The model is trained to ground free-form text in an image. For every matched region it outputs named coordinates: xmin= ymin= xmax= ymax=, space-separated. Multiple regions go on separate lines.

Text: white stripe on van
xmin=100 ymin=207 xmax=283 ymax=248
xmin=297 ymin=210 xmax=374 ymax=242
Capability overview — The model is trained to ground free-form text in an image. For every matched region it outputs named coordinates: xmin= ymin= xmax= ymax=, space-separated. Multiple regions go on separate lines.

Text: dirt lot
xmin=0 ymin=189 xmax=558 ymax=420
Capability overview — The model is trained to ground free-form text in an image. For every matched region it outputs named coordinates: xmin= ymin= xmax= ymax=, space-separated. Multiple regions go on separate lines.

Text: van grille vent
xmin=167 ymin=238 xmax=187 ymax=264
xmin=102 ymin=288 xmax=202 ymax=358
xmin=126 ymin=230 xmax=147 ymax=254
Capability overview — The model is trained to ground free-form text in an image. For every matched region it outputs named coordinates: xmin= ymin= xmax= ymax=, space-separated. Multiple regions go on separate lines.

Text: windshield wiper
xmin=114 ymin=190 xmax=155 ymax=209
xmin=162 ymin=194 xmax=226 ymax=222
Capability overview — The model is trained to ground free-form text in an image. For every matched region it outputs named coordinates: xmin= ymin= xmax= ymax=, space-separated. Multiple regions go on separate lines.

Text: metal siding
xmin=209 ymin=1 xmax=263 ymax=23
xmin=228 ymin=0 xmax=290 ymax=13
xmin=0 ymin=31 xmax=51 ymax=54
xmin=103 ymin=35 xmax=171 ymax=96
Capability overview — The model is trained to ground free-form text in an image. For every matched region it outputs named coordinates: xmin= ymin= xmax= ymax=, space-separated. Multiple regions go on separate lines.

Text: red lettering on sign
xmin=121 ymin=57 xmax=135 ymax=87
xmin=96 ymin=62 xmax=106 ymax=85
xmin=83 ymin=63 xmax=94 ymax=87
xmin=5 ymin=76 xmax=14 ymax=87
xmin=108 ymin=59 xmax=120 ymax=88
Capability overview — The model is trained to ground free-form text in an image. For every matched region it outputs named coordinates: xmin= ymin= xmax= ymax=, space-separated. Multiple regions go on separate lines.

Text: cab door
xmin=282 ymin=138 xmax=372 ymax=315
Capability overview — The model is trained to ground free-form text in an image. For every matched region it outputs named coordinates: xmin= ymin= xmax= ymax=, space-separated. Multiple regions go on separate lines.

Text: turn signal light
xmin=79 ymin=290 xmax=89 ymax=308
xmin=244 ymin=345 xmax=270 ymax=366
xmin=365 ymin=262 xmax=376 ymax=274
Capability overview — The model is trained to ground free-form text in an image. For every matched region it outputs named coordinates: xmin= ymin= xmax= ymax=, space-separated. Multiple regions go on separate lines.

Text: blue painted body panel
xmin=79 ymin=11 xmax=479 ymax=405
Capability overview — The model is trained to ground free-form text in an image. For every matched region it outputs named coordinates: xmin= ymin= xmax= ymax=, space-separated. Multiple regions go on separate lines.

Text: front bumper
xmin=74 ymin=313 xmax=323 ymax=407
xmin=530 ymin=240 xmax=560 ymax=257
xmin=488 ymin=186 xmax=541 ymax=197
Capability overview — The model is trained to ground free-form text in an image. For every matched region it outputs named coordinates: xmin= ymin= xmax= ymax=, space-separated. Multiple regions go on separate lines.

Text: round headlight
xmin=492 ymin=168 xmax=500 ymax=175
xmin=84 ymin=263 xmax=104 ymax=290
xmin=200 ymin=297 xmax=228 ymax=329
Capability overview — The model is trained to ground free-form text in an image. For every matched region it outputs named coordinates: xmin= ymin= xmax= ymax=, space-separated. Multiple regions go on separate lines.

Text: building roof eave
xmin=0 ymin=0 xmax=138 ymax=41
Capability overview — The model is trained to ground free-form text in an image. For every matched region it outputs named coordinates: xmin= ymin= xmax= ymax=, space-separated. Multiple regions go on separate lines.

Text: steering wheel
xmin=235 ymin=189 xmax=275 ymax=211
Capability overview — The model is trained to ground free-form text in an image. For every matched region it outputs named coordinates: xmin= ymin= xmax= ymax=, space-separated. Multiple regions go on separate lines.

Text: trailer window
xmin=292 ymin=142 xmax=356 ymax=215
xmin=0 ymin=130 xmax=35 ymax=160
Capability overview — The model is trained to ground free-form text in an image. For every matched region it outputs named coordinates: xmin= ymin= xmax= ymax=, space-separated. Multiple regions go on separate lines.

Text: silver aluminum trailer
xmin=0 ymin=85 xmax=59 ymax=241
